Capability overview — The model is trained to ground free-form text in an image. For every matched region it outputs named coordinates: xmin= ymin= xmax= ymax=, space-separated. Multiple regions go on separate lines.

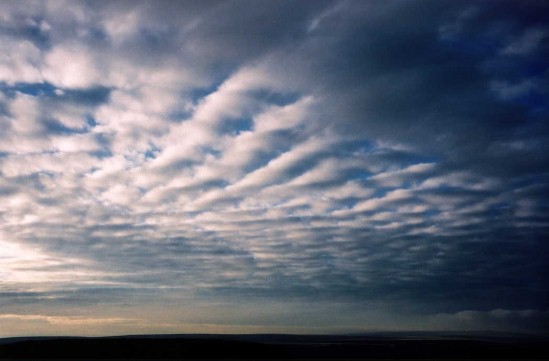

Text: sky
xmin=0 ymin=0 xmax=548 ymax=337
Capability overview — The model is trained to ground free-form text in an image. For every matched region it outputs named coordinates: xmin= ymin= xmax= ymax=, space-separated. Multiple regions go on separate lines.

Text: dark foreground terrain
xmin=0 ymin=332 xmax=547 ymax=360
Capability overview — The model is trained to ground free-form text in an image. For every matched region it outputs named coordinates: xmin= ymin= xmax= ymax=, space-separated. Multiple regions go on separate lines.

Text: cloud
xmin=0 ymin=39 xmax=43 ymax=84
xmin=0 ymin=0 xmax=547 ymax=336
xmin=428 ymin=309 xmax=549 ymax=333
xmin=43 ymin=45 xmax=102 ymax=88
xmin=501 ymin=28 xmax=548 ymax=55
xmin=0 ymin=313 xmax=136 ymax=325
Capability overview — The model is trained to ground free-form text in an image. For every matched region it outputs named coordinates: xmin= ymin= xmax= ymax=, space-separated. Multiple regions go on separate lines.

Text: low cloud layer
xmin=0 ymin=0 xmax=548 ymax=336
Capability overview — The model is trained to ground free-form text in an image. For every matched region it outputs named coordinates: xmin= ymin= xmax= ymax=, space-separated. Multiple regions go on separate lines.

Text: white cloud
xmin=255 ymin=96 xmax=315 ymax=132
xmin=369 ymin=162 xmax=435 ymax=187
xmin=7 ymin=93 xmax=42 ymax=134
xmin=0 ymin=237 xmax=110 ymax=289
xmin=345 ymin=188 xmax=414 ymax=214
xmin=43 ymin=45 xmax=102 ymax=88
xmin=307 ymin=1 xmax=348 ymax=33
xmin=289 ymin=158 xmax=344 ymax=187
xmin=102 ymin=8 xmax=142 ymax=43
xmin=0 ymin=39 xmax=43 ymax=84
xmin=54 ymin=134 xmax=102 ymax=153
xmin=228 ymin=135 xmax=333 ymax=193
xmin=0 ymin=152 xmax=96 ymax=177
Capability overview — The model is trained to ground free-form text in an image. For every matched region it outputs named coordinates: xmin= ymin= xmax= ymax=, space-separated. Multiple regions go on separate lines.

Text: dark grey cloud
xmin=261 ymin=0 xmax=549 ymax=178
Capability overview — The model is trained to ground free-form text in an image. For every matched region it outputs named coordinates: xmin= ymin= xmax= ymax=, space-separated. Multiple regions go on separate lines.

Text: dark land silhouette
xmin=0 ymin=332 xmax=547 ymax=359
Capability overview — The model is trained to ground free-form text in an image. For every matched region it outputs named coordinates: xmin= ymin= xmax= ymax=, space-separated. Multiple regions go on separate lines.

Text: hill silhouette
xmin=0 ymin=332 xmax=546 ymax=359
